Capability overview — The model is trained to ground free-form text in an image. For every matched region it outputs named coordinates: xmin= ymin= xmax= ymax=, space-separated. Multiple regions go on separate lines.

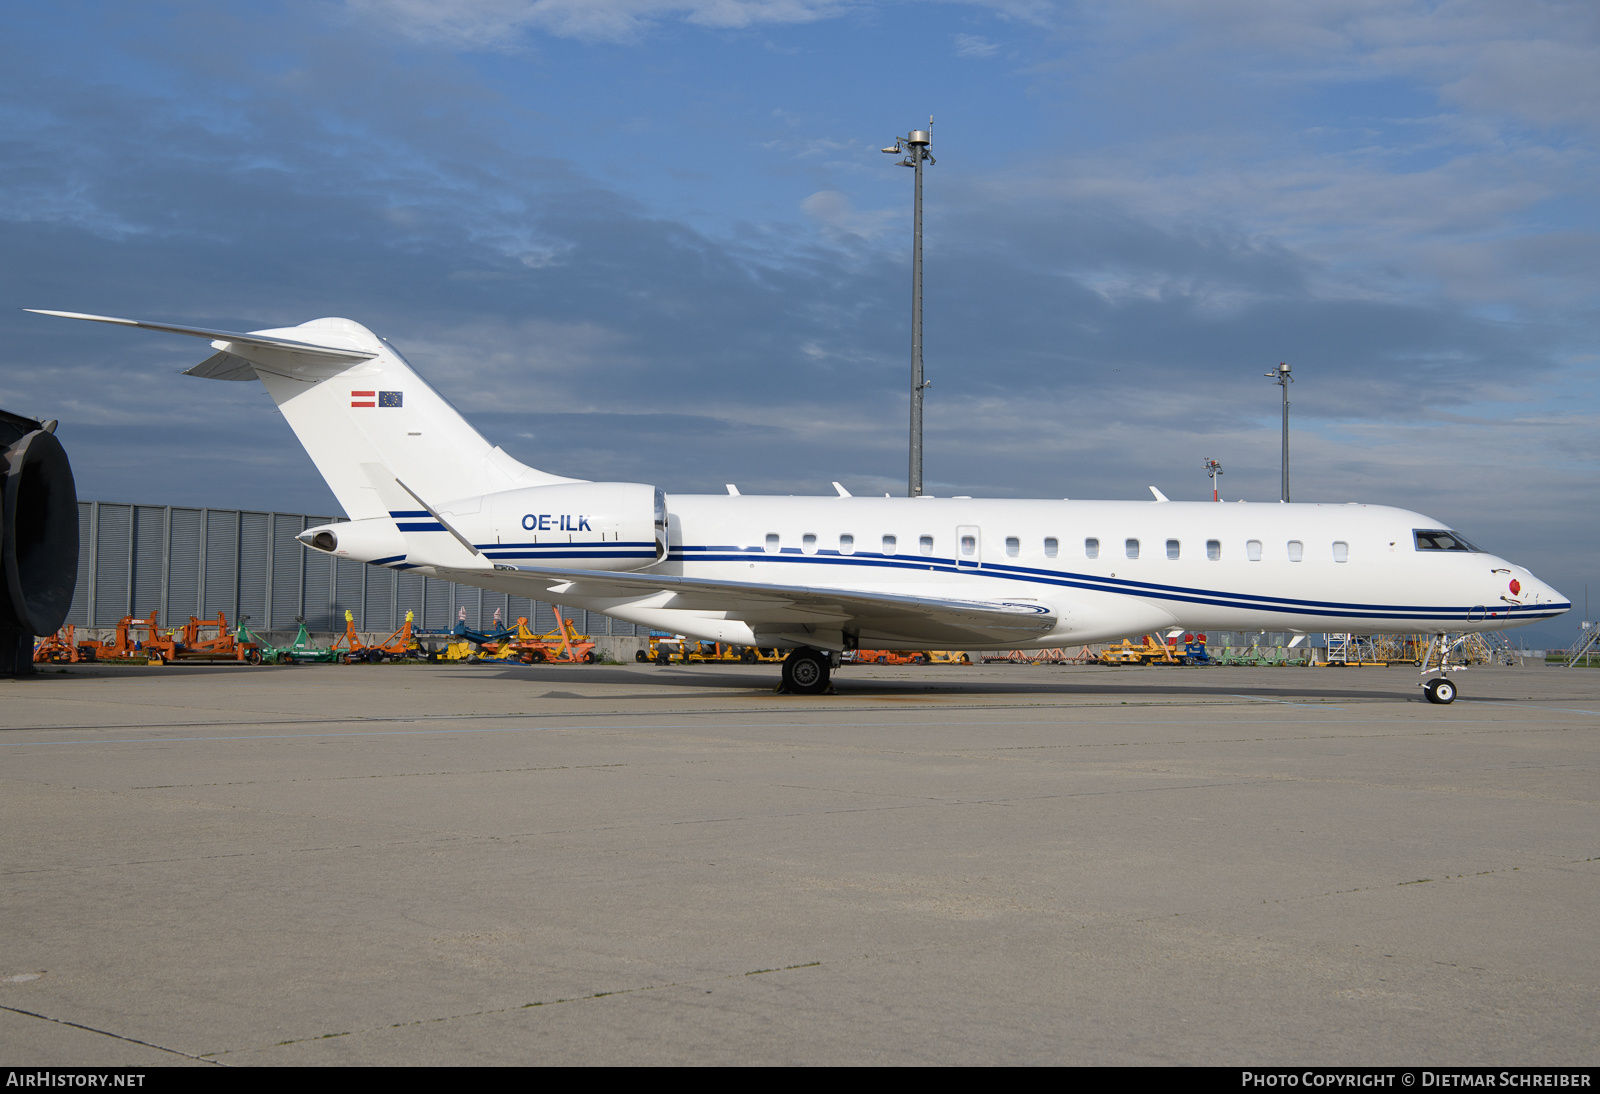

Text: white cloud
xmin=953 ymin=32 xmax=998 ymax=57
xmin=800 ymin=189 xmax=899 ymax=239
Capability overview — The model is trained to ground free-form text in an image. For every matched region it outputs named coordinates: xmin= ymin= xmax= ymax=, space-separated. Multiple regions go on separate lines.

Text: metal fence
xmin=66 ymin=501 xmax=642 ymax=636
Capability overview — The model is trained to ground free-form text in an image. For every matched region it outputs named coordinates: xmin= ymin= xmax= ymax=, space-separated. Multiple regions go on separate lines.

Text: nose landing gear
xmin=1420 ymin=633 xmax=1464 ymax=705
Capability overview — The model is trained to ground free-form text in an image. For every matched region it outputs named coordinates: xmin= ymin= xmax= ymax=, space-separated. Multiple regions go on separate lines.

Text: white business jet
xmin=29 ymin=310 xmax=1570 ymax=702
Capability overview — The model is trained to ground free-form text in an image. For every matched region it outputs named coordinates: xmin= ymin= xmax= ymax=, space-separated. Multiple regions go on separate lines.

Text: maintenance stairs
xmin=1565 ymin=624 xmax=1599 ymax=669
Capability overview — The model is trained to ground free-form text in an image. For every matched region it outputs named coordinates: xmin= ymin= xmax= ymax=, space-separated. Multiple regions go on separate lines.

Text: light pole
xmin=883 ymin=121 xmax=935 ymax=497
xmin=1264 ymin=362 xmax=1292 ymax=502
xmin=1204 ymin=458 xmax=1223 ymax=502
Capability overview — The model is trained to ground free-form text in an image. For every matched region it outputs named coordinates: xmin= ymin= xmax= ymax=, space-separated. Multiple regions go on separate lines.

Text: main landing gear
xmin=779 ymin=647 xmax=833 ymax=695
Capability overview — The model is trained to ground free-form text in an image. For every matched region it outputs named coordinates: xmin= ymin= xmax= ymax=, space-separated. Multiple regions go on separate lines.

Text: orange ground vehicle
xmin=73 ymin=610 xmax=259 ymax=664
xmin=482 ymin=610 xmax=597 ymax=664
xmin=74 ymin=612 xmax=176 ymax=662
xmin=33 ymin=625 xmax=85 ymax=663
xmin=338 ymin=610 xmax=418 ymax=663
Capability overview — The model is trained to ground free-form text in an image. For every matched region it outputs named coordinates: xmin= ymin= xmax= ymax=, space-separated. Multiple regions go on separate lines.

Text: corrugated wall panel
xmin=271 ymin=516 xmax=305 ymax=629
xmin=423 ymin=576 xmax=453 ymax=630
xmin=93 ymin=504 xmax=132 ymax=626
xmin=396 ymin=571 xmax=425 ymax=630
xmin=131 ymin=507 xmax=165 ymax=620
xmin=203 ymin=510 xmax=239 ymax=621
xmin=70 ymin=501 xmax=653 ymax=638
xmin=67 ymin=503 xmax=92 ymax=625
xmin=166 ymin=509 xmax=202 ymax=622
xmin=333 ymin=557 xmax=365 ymax=630
xmin=364 ymin=565 xmax=395 ymax=634
xmin=238 ymin=512 xmax=269 ymax=629
xmin=534 ymin=601 xmax=557 ymax=633
xmin=302 ymin=543 xmax=333 ymax=631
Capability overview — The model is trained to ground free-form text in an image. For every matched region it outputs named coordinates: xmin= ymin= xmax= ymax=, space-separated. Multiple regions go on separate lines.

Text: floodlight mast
xmin=1265 ymin=361 xmax=1292 ymax=502
xmin=883 ymin=120 xmax=935 ymax=497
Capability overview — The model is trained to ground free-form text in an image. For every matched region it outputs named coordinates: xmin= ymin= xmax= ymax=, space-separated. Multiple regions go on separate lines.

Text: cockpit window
xmin=1413 ymin=529 xmax=1480 ymax=553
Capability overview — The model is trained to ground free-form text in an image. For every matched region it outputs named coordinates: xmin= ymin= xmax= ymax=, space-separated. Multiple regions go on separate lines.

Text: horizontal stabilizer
xmin=24 ymin=310 xmax=378 ymax=364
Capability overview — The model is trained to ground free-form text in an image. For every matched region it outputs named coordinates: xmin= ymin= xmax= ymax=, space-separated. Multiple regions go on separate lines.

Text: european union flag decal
xmin=378 ymin=391 xmax=403 ymax=407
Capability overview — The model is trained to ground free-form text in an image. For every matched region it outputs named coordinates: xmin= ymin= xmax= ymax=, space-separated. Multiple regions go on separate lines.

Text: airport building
xmin=66 ymin=500 xmax=645 ymax=637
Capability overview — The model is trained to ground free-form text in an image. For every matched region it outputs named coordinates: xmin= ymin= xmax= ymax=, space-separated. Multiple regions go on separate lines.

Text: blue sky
xmin=3 ymin=0 xmax=1597 ymax=642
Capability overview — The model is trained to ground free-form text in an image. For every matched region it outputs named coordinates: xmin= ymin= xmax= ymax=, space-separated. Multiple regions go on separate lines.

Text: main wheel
xmin=781 ymin=648 xmax=830 ymax=695
xmin=1424 ymin=678 xmax=1457 ymax=705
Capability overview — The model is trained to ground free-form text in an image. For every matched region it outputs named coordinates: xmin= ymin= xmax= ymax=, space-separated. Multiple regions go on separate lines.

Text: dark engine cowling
xmin=1 ymin=410 xmax=79 ymax=675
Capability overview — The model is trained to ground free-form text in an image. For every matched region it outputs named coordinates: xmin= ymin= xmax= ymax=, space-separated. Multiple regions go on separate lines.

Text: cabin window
xmin=1332 ymin=540 xmax=1349 ymax=563
xmin=1044 ymin=537 xmax=1058 ymax=558
xmin=1206 ymin=539 xmax=1221 ymax=560
xmin=1166 ymin=538 xmax=1180 ymax=560
xmin=1005 ymin=536 xmax=1020 ymax=557
xmin=1085 ymin=537 xmax=1099 ymax=559
xmin=1287 ymin=540 xmax=1304 ymax=562
xmin=882 ymin=534 xmax=897 ymax=556
xmin=1246 ymin=539 xmax=1262 ymax=561
xmin=961 ymin=534 xmax=977 ymax=557
xmin=919 ymin=535 xmax=934 ymax=556
xmin=1125 ymin=538 xmax=1140 ymax=559
xmin=802 ymin=533 xmax=817 ymax=555
xmin=839 ymin=534 xmax=854 ymax=554
xmin=765 ymin=533 xmax=779 ymax=553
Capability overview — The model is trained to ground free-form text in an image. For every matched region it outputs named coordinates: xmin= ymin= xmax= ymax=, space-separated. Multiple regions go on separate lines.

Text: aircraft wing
xmin=432 ymin=564 xmax=1058 ymax=647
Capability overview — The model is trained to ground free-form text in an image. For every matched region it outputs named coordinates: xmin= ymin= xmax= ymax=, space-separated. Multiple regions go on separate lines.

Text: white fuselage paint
xmin=393 ymin=494 xmax=1567 ymax=649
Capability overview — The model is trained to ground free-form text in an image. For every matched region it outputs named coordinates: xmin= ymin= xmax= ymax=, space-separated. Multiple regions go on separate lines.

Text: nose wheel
xmin=1423 ymin=677 xmax=1457 ymax=705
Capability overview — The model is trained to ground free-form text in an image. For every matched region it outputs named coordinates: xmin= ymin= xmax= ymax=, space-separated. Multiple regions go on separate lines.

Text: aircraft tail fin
xmin=26 ymin=311 xmax=582 ymax=519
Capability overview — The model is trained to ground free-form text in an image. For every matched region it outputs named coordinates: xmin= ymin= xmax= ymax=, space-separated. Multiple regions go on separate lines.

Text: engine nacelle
xmin=299 ymin=482 xmax=666 ymax=572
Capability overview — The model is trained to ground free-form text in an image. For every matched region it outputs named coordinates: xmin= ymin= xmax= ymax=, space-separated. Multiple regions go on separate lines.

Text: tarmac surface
xmin=1 ymin=658 xmax=1596 ymax=1066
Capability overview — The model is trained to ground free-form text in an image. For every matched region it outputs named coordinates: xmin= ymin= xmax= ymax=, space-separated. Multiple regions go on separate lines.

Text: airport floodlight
xmin=884 ymin=119 xmax=936 ymax=497
xmin=1264 ymin=362 xmax=1292 ymax=502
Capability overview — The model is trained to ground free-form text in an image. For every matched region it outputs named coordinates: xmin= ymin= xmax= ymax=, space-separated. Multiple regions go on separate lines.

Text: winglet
xmin=1149 ymin=486 xmax=1170 ymax=502
xmin=832 ymin=482 xmax=852 ymax=498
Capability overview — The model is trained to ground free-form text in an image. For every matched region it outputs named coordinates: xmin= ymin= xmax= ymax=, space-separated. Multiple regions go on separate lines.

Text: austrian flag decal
xmin=351 ymin=390 xmax=403 ymax=408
